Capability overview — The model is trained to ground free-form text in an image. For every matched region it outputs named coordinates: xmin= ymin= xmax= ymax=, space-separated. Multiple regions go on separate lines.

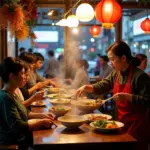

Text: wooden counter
xmin=32 ymin=99 xmax=137 ymax=150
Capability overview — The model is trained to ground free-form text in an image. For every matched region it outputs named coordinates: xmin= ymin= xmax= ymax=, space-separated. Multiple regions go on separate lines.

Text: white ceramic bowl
xmin=49 ymin=106 xmax=71 ymax=117
xmin=90 ymin=120 xmax=124 ymax=133
xmin=47 ymin=94 xmax=72 ymax=99
xmin=47 ymin=88 xmax=62 ymax=94
xmin=58 ymin=115 xmax=86 ymax=129
xmin=31 ymin=101 xmax=46 ymax=107
xmin=71 ymin=99 xmax=102 ymax=113
xmin=50 ymin=99 xmax=71 ymax=106
xmin=83 ymin=114 xmax=112 ymax=123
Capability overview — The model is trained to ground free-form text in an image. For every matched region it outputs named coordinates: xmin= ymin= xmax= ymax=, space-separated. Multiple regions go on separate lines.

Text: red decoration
xmin=31 ymin=7 xmax=37 ymax=19
xmin=140 ymin=18 xmax=150 ymax=34
xmin=95 ymin=0 xmax=122 ymax=29
xmin=90 ymin=48 xmax=95 ymax=52
xmin=20 ymin=0 xmax=37 ymax=21
xmin=90 ymin=25 xmax=101 ymax=37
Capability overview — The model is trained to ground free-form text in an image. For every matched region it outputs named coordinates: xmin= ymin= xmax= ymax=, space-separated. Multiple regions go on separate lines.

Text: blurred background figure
xmin=28 ymin=48 xmax=33 ymax=53
xmin=94 ymin=54 xmax=101 ymax=76
xmin=33 ymin=52 xmax=45 ymax=71
xmin=132 ymin=52 xmax=136 ymax=57
xmin=66 ymin=59 xmax=89 ymax=89
xmin=96 ymin=55 xmax=113 ymax=81
xmin=136 ymin=53 xmax=150 ymax=121
xmin=58 ymin=53 xmax=64 ymax=62
xmin=19 ymin=47 xmax=25 ymax=54
xmin=44 ymin=50 xmax=59 ymax=78
xmin=57 ymin=53 xmax=65 ymax=78
xmin=136 ymin=53 xmax=147 ymax=71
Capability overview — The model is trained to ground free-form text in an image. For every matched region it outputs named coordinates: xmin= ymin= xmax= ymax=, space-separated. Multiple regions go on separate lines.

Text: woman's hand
xmin=35 ymin=82 xmax=46 ymax=90
xmin=32 ymin=91 xmax=44 ymax=101
xmin=75 ymin=85 xmax=94 ymax=98
xmin=75 ymin=85 xmax=86 ymax=97
xmin=113 ymin=93 xmax=133 ymax=102
xmin=37 ymin=113 xmax=55 ymax=120
xmin=49 ymin=80 xmax=59 ymax=87
xmin=41 ymin=119 xmax=53 ymax=129
xmin=43 ymin=80 xmax=58 ymax=87
xmin=28 ymin=119 xmax=53 ymax=130
xmin=28 ymin=82 xmax=46 ymax=95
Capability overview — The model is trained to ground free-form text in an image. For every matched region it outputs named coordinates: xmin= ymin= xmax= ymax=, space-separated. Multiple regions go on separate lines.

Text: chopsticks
xmin=51 ymin=120 xmax=58 ymax=127
xmin=96 ymin=96 xmax=114 ymax=104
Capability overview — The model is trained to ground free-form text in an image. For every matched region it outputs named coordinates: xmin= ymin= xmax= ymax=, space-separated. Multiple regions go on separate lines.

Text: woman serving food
xmin=75 ymin=41 xmax=150 ymax=150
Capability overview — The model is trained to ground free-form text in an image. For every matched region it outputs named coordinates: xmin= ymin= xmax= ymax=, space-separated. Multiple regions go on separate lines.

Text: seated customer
xmin=18 ymin=52 xmax=46 ymax=98
xmin=0 ymin=57 xmax=53 ymax=150
xmin=44 ymin=50 xmax=59 ymax=78
xmin=136 ymin=53 xmax=147 ymax=71
xmin=33 ymin=52 xmax=57 ymax=86
xmin=15 ymin=61 xmax=54 ymax=119
xmin=15 ymin=61 xmax=44 ymax=105
xmin=66 ymin=59 xmax=89 ymax=89
xmin=95 ymin=55 xmax=113 ymax=81
xmin=19 ymin=52 xmax=57 ymax=89
xmin=94 ymin=54 xmax=101 ymax=76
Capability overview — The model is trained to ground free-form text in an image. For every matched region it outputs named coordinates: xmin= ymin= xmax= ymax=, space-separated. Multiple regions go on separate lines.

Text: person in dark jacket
xmin=136 ymin=53 xmax=147 ymax=71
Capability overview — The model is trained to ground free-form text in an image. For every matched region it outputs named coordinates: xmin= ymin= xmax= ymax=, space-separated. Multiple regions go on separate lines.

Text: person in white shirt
xmin=66 ymin=59 xmax=89 ymax=89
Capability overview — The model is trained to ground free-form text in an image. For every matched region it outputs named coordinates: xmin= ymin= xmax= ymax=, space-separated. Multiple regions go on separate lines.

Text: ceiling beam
xmin=120 ymin=2 xmax=150 ymax=9
xmin=35 ymin=24 xmax=103 ymax=27
xmin=37 ymin=4 xmax=64 ymax=7
xmin=88 ymin=1 xmax=150 ymax=9
xmin=37 ymin=0 xmax=150 ymax=9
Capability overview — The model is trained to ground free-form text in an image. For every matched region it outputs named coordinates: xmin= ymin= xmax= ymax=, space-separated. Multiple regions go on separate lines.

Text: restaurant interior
xmin=0 ymin=0 xmax=150 ymax=150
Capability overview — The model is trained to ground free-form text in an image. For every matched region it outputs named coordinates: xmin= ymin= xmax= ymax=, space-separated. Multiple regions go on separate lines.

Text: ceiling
xmin=35 ymin=0 xmax=148 ymax=24
xmin=36 ymin=0 xmax=145 ymax=18
xmin=36 ymin=0 xmax=139 ymax=3
xmin=36 ymin=0 xmax=149 ymax=7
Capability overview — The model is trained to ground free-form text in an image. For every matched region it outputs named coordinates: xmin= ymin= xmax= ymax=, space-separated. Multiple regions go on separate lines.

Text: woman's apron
xmin=113 ymin=67 xmax=150 ymax=150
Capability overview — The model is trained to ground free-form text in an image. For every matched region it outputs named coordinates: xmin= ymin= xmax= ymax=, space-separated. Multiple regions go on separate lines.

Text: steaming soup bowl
xmin=49 ymin=99 xmax=71 ymax=106
xmin=58 ymin=115 xmax=86 ymax=129
xmin=49 ymin=106 xmax=71 ymax=117
xmin=48 ymin=88 xmax=65 ymax=94
xmin=71 ymin=99 xmax=102 ymax=113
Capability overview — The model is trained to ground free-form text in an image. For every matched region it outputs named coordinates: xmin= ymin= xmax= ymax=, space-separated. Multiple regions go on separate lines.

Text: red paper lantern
xmin=95 ymin=0 xmax=122 ymax=29
xmin=140 ymin=18 xmax=150 ymax=34
xmin=90 ymin=25 xmax=101 ymax=37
